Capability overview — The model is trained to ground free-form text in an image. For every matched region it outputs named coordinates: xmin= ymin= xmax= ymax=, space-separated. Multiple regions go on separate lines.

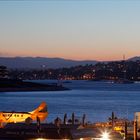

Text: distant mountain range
xmin=0 ymin=57 xmax=97 ymax=69
xmin=0 ymin=56 xmax=139 ymax=69
xmin=127 ymin=56 xmax=140 ymax=61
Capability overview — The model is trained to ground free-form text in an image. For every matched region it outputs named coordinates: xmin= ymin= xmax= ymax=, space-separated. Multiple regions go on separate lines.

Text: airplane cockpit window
xmin=3 ymin=114 xmax=8 ymax=117
xmin=3 ymin=114 xmax=12 ymax=117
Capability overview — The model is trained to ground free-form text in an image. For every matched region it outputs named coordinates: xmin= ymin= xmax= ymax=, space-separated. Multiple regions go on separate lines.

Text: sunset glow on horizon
xmin=0 ymin=0 xmax=140 ymax=61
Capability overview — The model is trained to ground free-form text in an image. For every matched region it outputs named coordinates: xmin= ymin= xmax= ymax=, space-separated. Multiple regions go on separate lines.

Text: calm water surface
xmin=0 ymin=80 xmax=140 ymax=122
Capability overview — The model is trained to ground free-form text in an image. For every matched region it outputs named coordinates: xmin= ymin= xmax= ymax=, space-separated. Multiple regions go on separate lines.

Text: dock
xmin=0 ymin=111 xmax=140 ymax=139
xmin=0 ymin=122 xmax=124 ymax=140
xmin=0 ymin=123 xmax=93 ymax=140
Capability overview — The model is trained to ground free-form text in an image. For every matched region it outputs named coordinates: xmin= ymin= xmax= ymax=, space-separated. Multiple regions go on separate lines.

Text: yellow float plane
xmin=0 ymin=102 xmax=48 ymax=127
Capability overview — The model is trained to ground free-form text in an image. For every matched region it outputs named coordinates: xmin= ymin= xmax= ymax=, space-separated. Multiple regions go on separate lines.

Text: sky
xmin=0 ymin=0 xmax=140 ymax=61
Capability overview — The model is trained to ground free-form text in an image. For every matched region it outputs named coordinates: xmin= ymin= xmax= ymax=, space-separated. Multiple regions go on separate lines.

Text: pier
xmin=0 ymin=112 xmax=127 ymax=140
xmin=0 ymin=109 xmax=140 ymax=140
xmin=0 ymin=122 xmax=124 ymax=140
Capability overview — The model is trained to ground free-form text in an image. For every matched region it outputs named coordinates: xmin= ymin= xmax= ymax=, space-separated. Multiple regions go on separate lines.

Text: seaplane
xmin=0 ymin=102 xmax=48 ymax=127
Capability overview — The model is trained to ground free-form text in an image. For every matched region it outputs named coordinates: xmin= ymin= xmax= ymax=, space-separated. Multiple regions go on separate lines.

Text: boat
xmin=113 ymin=78 xmax=134 ymax=84
xmin=63 ymin=80 xmax=72 ymax=83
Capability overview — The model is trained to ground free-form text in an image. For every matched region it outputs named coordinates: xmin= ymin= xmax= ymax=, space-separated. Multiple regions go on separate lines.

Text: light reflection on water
xmin=0 ymin=80 xmax=140 ymax=123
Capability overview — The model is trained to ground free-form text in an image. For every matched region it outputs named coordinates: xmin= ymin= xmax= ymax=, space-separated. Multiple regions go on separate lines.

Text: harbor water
xmin=0 ymin=80 xmax=140 ymax=123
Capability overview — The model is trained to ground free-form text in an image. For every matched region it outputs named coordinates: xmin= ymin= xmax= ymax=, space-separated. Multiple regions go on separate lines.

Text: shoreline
xmin=0 ymin=87 xmax=69 ymax=92
xmin=0 ymin=79 xmax=69 ymax=92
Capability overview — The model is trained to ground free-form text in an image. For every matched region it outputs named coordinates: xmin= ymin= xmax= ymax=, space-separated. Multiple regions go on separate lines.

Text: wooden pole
xmin=37 ymin=116 xmax=41 ymax=134
xmin=134 ymin=120 xmax=137 ymax=140
xmin=124 ymin=121 xmax=127 ymax=140
xmin=82 ymin=114 xmax=86 ymax=126
xmin=112 ymin=112 xmax=115 ymax=130
xmin=63 ymin=113 xmax=67 ymax=125
xmin=72 ymin=113 xmax=75 ymax=125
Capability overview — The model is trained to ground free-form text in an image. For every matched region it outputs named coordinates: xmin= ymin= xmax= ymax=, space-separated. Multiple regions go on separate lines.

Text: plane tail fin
xmin=30 ymin=102 xmax=47 ymax=114
xmin=30 ymin=102 xmax=48 ymax=121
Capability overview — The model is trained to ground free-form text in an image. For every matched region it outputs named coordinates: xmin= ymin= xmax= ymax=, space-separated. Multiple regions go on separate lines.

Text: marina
xmin=0 ymin=80 xmax=140 ymax=139
xmin=0 ymin=123 xmax=124 ymax=140
xmin=4 ymin=80 xmax=139 ymax=122
xmin=1 ymin=0 xmax=140 ymax=139
xmin=0 ymin=112 xmax=139 ymax=140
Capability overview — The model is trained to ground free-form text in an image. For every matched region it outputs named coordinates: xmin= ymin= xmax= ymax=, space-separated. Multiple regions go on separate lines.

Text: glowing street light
xmin=100 ymin=131 xmax=110 ymax=140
